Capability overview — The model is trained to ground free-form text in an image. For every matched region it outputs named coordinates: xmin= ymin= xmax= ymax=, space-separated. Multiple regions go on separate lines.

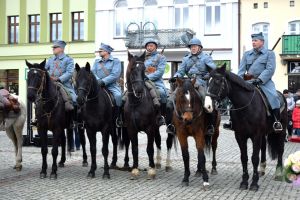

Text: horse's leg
xmin=50 ymin=130 xmax=61 ymax=179
xmin=58 ymin=129 xmax=66 ymax=167
xmin=130 ymin=131 xmax=139 ymax=180
xmin=154 ymin=131 xmax=162 ymax=169
xmin=5 ymin=125 xmax=20 ymax=170
xmin=274 ymin=131 xmax=285 ymax=181
xmin=249 ymin=136 xmax=261 ymax=191
xmin=259 ymin=135 xmax=266 ymax=177
xmin=178 ymin=133 xmax=190 ymax=186
xmin=147 ymin=129 xmax=156 ymax=179
xmin=198 ymin=148 xmax=209 ymax=189
xmin=211 ymin=131 xmax=218 ymax=175
xmin=78 ymin=123 xmax=88 ymax=167
xmin=39 ymin=130 xmax=48 ymax=179
xmin=122 ymin=127 xmax=130 ymax=170
xmin=165 ymin=134 xmax=173 ymax=172
xmin=102 ymin=131 xmax=111 ymax=179
xmin=86 ymin=129 xmax=97 ymax=178
xmin=236 ymin=135 xmax=249 ymax=190
xmin=110 ymin=126 xmax=118 ymax=169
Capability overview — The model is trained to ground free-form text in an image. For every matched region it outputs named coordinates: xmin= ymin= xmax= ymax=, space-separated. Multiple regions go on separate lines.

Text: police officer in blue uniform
xmin=91 ymin=43 xmax=122 ymax=126
xmin=144 ymin=38 xmax=168 ymax=126
xmin=169 ymin=38 xmax=216 ymax=135
xmin=238 ymin=32 xmax=282 ymax=131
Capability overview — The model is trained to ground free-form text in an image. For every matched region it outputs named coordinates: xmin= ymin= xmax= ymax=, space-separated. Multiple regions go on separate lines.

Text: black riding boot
xmin=272 ymin=108 xmax=283 ymax=132
xmin=206 ymin=112 xmax=215 ymax=136
xmin=116 ymin=106 xmax=123 ymax=127
xmin=158 ymin=103 xmax=166 ymax=127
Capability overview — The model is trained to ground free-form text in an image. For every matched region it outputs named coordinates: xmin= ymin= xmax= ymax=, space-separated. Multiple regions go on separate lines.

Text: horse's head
xmin=74 ymin=62 xmax=94 ymax=106
xmin=127 ymin=51 xmax=146 ymax=98
xmin=206 ymin=63 xmax=229 ymax=102
xmin=26 ymin=59 xmax=47 ymax=102
xmin=175 ymin=78 xmax=202 ymax=124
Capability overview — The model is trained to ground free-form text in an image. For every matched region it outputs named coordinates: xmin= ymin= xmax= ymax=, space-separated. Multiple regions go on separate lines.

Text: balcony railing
xmin=124 ymin=28 xmax=196 ymax=49
xmin=282 ymin=35 xmax=300 ymax=55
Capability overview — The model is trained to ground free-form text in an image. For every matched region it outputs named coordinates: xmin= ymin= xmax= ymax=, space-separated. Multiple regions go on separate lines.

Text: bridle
xmin=128 ymin=60 xmax=146 ymax=99
xmin=76 ymin=71 xmax=97 ymax=103
xmin=27 ymin=68 xmax=46 ymax=96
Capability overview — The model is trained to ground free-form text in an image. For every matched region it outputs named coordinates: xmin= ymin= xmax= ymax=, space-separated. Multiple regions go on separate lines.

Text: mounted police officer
xmin=91 ymin=43 xmax=122 ymax=126
xmin=239 ymin=32 xmax=282 ymax=131
xmin=144 ymin=38 xmax=168 ymax=126
xmin=169 ymin=37 xmax=216 ymax=135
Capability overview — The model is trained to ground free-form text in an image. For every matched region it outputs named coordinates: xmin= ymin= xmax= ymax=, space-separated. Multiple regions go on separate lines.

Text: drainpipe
xmin=238 ymin=0 xmax=241 ymax=67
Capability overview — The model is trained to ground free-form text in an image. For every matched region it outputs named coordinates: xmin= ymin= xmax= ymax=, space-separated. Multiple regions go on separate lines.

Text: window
xmin=72 ymin=12 xmax=84 ymax=41
xmin=174 ymin=0 xmax=189 ymax=29
xmin=29 ymin=15 xmax=40 ymax=43
xmin=290 ymin=1 xmax=295 ymax=7
xmin=50 ymin=13 xmax=62 ymax=42
xmin=114 ymin=0 xmax=128 ymax=37
xmin=0 ymin=69 xmax=19 ymax=94
xmin=8 ymin=16 xmax=19 ymax=44
xmin=144 ymin=0 xmax=158 ymax=30
xmin=205 ymin=0 xmax=220 ymax=34
xmin=253 ymin=3 xmax=258 ymax=9
xmin=289 ymin=21 xmax=300 ymax=35
xmin=252 ymin=23 xmax=269 ymax=48
xmin=264 ymin=2 xmax=268 ymax=8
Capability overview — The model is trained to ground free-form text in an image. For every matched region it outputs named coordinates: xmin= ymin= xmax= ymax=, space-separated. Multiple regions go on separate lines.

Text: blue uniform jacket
xmin=91 ymin=55 xmax=122 ymax=106
xmin=45 ymin=53 xmax=77 ymax=102
xmin=238 ymin=47 xmax=280 ymax=109
xmin=174 ymin=52 xmax=216 ymax=87
xmin=144 ymin=51 xmax=167 ymax=102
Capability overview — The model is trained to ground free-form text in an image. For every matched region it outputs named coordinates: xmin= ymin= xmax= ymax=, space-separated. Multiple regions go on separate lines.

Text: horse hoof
xmin=181 ymin=181 xmax=189 ymax=187
xmin=194 ymin=171 xmax=202 ymax=177
xmin=165 ymin=166 xmax=172 ymax=172
xmin=259 ymin=171 xmax=265 ymax=177
xmin=211 ymin=169 xmax=218 ymax=175
xmin=155 ymin=163 xmax=161 ymax=169
xmin=50 ymin=173 xmax=57 ymax=180
xmin=147 ymin=168 xmax=156 ymax=180
xmin=15 ymin=165 xmax=22 ymax=171
xmin=58 ymin=163 xmax=64 ymax=168
xmin=102 ymin=174 xmax=111 ymax=179
xmin=249 ymin=183 xmax=259 ymax=191
xmin=203 ymin=182 xmax=210 ymax=190
xmin=82 ymin=162 xmax=88 ymax=167
xmin=40 ymin=173 xmax=47 ymax=179
xmin=87 ymin=172 xmax=95 ymax=178
xmin=239 ymin=182 xmax=248 ymax=190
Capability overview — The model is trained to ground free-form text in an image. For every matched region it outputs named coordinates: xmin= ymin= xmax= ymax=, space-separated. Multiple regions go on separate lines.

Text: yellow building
xmin=240 ymin=0 xmax=300 ymax=93
xmin=0 ymin=0 xmax=96 ymax=103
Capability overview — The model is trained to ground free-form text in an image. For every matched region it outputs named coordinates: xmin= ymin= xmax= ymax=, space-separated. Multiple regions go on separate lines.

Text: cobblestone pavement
xmin=1 ymin=118 xmax=300 ymax=200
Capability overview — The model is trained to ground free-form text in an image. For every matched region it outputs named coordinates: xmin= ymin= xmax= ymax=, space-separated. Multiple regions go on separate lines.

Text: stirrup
xmin=158 ymin=116 xmax=166 ymax=127
xmin=273 ymin=121 xmax=283 ymax=132
xmin=166 ymin=124 xmax=175 ymax=134
xmin=223 ymin=122 xmax=233 ymax=130
xmin=116 ymin=117 xmax=123 ymax=127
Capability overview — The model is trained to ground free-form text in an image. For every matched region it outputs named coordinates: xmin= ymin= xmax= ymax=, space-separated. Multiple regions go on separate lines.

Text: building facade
xmin=240 ymin=0 xmax=300 ymax=93
xmin=95 ymin=0 xmax=239 ymax=88
xmin=0 ymin=0 xmax=96 ymax=103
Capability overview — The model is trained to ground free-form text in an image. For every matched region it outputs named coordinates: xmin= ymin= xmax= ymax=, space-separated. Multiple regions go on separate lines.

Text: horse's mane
xmin=225 ymin=71 xmax=254 ymax=92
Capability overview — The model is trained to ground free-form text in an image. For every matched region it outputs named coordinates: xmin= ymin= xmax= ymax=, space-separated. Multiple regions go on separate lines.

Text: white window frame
xmin=288 ymin=20 xmax=300 ymax=35
xmin=252 ymin=23 xmax=269 ymax=49
xmin=174 ymin=0 xmax=189 ymax=29
xmin=205 ymin=0 xmax=221 ymax=34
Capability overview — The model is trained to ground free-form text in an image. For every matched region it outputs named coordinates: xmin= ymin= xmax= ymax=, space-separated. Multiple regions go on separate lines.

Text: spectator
xmin=283 ymin=89 xmax=295 ymax=137
xmin=292 ymin=100 xmax=300 ymax=137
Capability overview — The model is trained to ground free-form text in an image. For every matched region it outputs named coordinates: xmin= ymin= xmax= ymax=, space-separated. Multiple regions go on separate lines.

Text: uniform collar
xmin=250 ymin=46 xmax=267 ymax=55
xmin=55 ymin=53 xmax=66 ymax=60
xmin=146 ymin=50 xmax=158 ymax=56
xmin=187 ymin=51 xmax=203 ymax=58
xmin=100 ymin=55 xmax=114 ymax=62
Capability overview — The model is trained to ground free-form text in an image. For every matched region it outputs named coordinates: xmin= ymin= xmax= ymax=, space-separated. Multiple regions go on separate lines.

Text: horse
xmin=0 ymin=96 xmax=26 ymax=171
xmin=206 ymin=64 xmax=287 ymax=191
xmin=124 ymin=51 xmax=176 ymax=179
xmin=26 ymin=59 xmax=73 ymax=179
xmin=74 ymin=62 xmax=119 ymax=179
xmin=172 ymin=77 xmax=219 ymax=188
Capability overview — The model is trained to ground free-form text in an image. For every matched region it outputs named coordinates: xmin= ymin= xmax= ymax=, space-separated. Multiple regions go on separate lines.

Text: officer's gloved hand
xmin=98 ymin=80 xmax=105 ymax=87
xmin=169 ymin=77 xmax=177 ymax=83
xmin=252 ymin=78 xmax=263 ymax=86
xmin=203 ymin=74 xmax=210 ymax=80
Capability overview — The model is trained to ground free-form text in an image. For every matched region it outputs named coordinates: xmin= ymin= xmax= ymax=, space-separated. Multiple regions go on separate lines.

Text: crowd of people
xmin=284 ymin=89 xmax=300 ymax=139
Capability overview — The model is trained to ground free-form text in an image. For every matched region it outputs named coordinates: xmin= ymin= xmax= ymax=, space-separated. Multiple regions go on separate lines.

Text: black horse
xmin=74 ymin=62 xmax=119 ymax=178
xmin=206 ymin=64 xmax=287 ymax=191
xmin=26 ymin=59 xmax=73 ymax=179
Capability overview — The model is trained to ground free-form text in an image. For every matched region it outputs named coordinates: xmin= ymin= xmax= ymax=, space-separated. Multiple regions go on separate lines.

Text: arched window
xmin=205 ymin=0 xmax=221 ymax=34
xmin=114 ymin=0 xmax=128 ymax=37
xmin=252 ymin=23 xmax=269 ymax=48
xmin=174 ymin=0 xmax=189 ymax=28
xmin=144 ymin=0 xmax=158 ymax=30
xmin=288 ymin=20 xmax=300 ymax=35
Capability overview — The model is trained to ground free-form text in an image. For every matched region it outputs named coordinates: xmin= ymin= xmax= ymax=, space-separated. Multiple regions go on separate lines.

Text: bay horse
xmin=74 ymin=62 xmax=119 ymax=179
xmin=206 ymin=64 xmax=287 ymax=191
xmin=26 ymin=59 xmax=73 ymax=179
xmin=124 ymin=51 xmax=174 ymax=179
xmin=0 ymin=96 xmax=26 ymax=171
xmin=172 ymin=78 xmax=219 ymax=188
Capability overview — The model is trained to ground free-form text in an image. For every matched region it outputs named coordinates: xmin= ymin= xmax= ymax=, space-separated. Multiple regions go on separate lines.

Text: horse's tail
xmin=267 ymin=133 xmax=284 ymax=160
xmin=204 ymin=135 xmax=212 ymax=155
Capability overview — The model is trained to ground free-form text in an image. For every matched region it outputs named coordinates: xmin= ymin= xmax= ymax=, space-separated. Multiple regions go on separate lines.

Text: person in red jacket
xmin=292 ymin=100 xmax=300 ymax=137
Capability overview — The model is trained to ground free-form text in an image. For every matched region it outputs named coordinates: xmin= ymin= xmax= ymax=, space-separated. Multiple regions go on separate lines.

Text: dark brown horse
xmin=172 ymin=78 xmax=220 ymax=188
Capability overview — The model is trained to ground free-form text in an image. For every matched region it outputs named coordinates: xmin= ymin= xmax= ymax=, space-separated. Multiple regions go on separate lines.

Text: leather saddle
xmin=0 ymin=89 xmax=20 ymax=113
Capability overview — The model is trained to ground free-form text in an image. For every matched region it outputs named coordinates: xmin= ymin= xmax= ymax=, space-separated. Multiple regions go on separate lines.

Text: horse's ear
xmin=75 ymin=63 xmax=80 ymax=72
xmin=176 ymin=77 xmax=183 ymax=86
xmin=140 ymin=51 xmax=146 ymax=60
xmin=85 ymin=62 xmax=91 ymax=72
xmin=128 ymin=51 xmax=133 ymax=61
xmin=40 ymin=59 xmax=46 ymax=68
xmin=25 ymin=59 xmax=33 ymax=68
xmin=220 ymin=63 xmax=227 ymax=73
xmin=191 ymin=78 xmax=196 ymax=86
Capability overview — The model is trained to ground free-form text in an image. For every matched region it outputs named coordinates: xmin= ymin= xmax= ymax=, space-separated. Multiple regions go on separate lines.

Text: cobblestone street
xmin=1 ymin=119 xmax=300 ymax=200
